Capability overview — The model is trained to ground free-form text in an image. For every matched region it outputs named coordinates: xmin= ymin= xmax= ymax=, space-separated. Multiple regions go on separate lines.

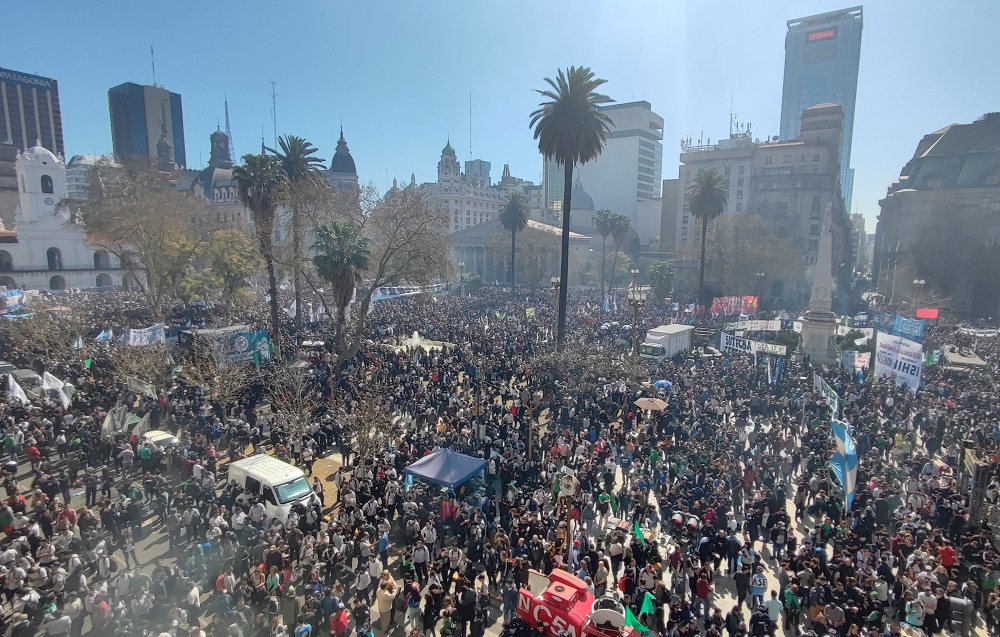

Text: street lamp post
xmin=627 ymin=268 xmax=647 ymax=357
xmin=755 ymin=271 xmax=765 ymax=307
xmin=458 ymin=262 xmax=465 ymax=297
xmin=550 ymin=276 xmax=560 ymax=346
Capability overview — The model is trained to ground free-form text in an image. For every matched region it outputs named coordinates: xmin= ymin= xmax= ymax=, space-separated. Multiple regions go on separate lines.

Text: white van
xmin=226 ymin=455 xmax=313 ymax=525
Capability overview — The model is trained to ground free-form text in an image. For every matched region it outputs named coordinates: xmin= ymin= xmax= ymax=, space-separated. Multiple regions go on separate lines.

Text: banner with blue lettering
xmin=874 ymin=331 xmax=922 ymax=392
xmin=126 ymin=323 xmax=166 ymax=346
xmin=892 ymin=314 xmax=925 ymax=342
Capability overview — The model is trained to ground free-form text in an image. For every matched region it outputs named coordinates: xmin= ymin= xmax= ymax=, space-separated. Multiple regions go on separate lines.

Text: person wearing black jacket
xmin=734 ymin=567 xmax=751 ymax=610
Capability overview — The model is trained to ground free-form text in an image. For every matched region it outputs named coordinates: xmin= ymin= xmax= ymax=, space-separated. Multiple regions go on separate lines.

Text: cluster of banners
xmin=765 ymin=357 xmax=785 ymax=385
xmin=958 ymin=327 xmax=999 ymax=338
xmin=875 ymin=331 xmax=923 ymax=392
xmin=710 ymin=296 xmax=759 ymax=316
xmin=813 ymin=373 xmax=840 ymax=416
xmin=723 ymin=319 xmax=781 ymax=332
xmin=0 ymin=289 xmax=26 ymax=313
xmin=840 ymin=351 xmax=871 ymax=374
xmin=100 ymin=403 xmax=151 ymax=439
xmin=857 ymin=312 xmax=926 ymax=342
xmin=126 ymin=323 xmax=166 ymax=347
xmin=720 ymin=332 xmax=787 ymax=356
xmin=830 ymin=419 xmax=858 ymax=511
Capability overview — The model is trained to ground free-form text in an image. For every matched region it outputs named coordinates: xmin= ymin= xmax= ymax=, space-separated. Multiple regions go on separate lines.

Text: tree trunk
xmin=600 ymin=236 xmax=608 ymax=300
xmin=557 ymin=164 xmax=573 ymax=351
xmin=609 ymin=247 xmax=621 ymax=294
xmin=510 ymin=228 xmax=517 ymax=291
xmin=699 ymin=214 xmax=709 ymax=301
xmin=259 ymin=235 xmax=283 ymax=361
xmin=292 ymin=204 xmax=303 ymax=330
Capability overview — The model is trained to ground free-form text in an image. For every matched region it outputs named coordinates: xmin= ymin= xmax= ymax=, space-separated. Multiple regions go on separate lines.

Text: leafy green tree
xmin=530 ymin=66 xmax=613 ymax=350
xmin=498 ymin=192 xmax=530 ymax=290
xmin=686 ymin=168 xmax=729 ymax=300
xmin=267 ymin=135 xmax=325 ymax=328
xmin=207 ymin=228 xmax=262 ymax=298
xmin=312 ymin=221 xmax=371 ymax=355
xmin=232 ymin=153 xmax=287 ymax=358
xmin=595 ymin=209 xmax=614 ymax=298
xmin=648 ymin=261 xmax=675 ymax=302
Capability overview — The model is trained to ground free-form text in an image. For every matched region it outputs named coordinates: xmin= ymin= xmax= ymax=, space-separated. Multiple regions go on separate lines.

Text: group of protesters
xmin=0 ymin=285 xmax=997 ymax=637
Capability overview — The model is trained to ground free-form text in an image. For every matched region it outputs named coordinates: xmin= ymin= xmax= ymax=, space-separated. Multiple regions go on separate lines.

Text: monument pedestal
xmin=800 ymin=312 xmax=838 ymax=366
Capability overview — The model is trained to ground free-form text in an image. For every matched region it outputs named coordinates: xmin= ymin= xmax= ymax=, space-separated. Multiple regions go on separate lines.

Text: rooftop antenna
xmin=224 ymin=94 xmax=235 ymax=164
xmin=729 ymin=93 xmax=733 ymax=136
xmin=150 ymin=46 xmax=157 ymax=87
xmin=469 ymin=90 xmax=473 ymax=159
xmin=270 ymin=80 xmax=278 ymax=148
xmin=261 ymin=125 xmax=266 ymax=154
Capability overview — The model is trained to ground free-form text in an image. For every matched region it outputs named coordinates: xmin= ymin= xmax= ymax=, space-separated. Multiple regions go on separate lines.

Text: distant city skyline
xmin=5 ymin=0 xmax=1000 ymax=226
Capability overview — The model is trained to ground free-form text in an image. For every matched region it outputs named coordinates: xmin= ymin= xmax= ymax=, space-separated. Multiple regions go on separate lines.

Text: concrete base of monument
xmin=799 ymin=316 xmax=838 ymax=366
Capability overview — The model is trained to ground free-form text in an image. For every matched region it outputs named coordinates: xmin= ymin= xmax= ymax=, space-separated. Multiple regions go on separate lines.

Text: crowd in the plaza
xmin=0 ymin=287 xmax=999 ymax=637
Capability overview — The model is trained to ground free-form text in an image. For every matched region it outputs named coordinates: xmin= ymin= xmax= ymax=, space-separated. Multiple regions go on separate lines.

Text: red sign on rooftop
xmin=807 ymin=29 xmax=837 ymax=42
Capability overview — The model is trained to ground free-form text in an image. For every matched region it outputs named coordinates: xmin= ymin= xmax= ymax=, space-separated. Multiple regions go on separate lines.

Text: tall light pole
xmin=912 ymin=278 xmax=925 ymax=310
xmin=458 ymin=262 xmax=465 ymax=297
xmin=627 ymin=268 xmax=647 ymax=357
xmin=755 ymin=271 xmax=765 ymax=308
xmin=550 ymin=276 xmax=560 ymax=347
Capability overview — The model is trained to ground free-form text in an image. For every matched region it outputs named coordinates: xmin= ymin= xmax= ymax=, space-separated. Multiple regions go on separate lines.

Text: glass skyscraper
xmin=779 ymin=6 xmax=862 ymax=213
xmin=108 ymin=82 xmax=186 ymax=168
xmin=0 ymin=67 xmax=63 ymax=156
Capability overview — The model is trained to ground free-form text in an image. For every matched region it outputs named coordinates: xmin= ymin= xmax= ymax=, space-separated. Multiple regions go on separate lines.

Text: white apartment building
xmin=674 ymin=134 xmax=755 ymax=249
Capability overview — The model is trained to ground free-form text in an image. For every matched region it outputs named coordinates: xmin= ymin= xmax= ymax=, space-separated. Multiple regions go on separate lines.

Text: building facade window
xmin=739 ymin=165 xmax=745 ymax=175
xmin=47 ymin=247 xmax=63 ymax=271
xmin=41 ymin=175 xmax=54 ymax=194
xmin=764 ymin=156 xmax=773 ymax=165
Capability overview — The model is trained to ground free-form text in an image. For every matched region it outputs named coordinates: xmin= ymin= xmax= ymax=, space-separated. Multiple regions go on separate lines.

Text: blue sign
xmin=892 ymin=314 xmax=925 ymax=343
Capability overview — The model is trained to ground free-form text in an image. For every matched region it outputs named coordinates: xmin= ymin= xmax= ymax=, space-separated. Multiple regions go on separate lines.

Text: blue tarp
xmin=404 ymin=448 xmax=487 ymax=489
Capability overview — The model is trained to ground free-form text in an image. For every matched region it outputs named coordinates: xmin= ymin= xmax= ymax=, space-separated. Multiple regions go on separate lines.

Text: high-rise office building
xmin=0 ymin=67 xmax=64 ymax=156
xmin=108 ymin=82 xmax=186 ymax=168
xmin=779 ymin=6 xmax=862 ymax=212
xmin=575 ymin=101 xmax=664 ymax=223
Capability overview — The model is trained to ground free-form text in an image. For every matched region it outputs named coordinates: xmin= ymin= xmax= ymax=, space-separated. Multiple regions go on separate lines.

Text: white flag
xmin=7 ymin=374 xmax=29 ymax=405
xmin=42 ymin=372 xmax=70 ymax=409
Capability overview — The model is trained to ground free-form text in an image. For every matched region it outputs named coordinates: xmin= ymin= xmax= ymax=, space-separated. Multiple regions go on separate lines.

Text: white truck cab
xmin=227 ymin=455 xmax=313 ymax=525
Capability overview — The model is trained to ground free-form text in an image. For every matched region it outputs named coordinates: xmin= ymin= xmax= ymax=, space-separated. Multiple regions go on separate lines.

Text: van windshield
xmin=640 ymin=344 xmax=664 ymax=356
xmin=274 ymin=477 xmax=311 ymax=504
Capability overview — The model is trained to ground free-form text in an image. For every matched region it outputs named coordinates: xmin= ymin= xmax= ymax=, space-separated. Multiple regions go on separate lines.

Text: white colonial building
xmin=0 ymin=142 xmax=133 ymax=292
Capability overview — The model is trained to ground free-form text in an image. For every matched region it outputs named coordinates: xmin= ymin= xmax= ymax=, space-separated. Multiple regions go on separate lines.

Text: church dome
xmin=442 ymin=141 xmax=456 ymax=157
xmin=22 ymin=140 xmax=60 ymax=165
xmin=329 ymin=130 xmax=357 ymax=176
xmin=571 ymin=177 xmax=594 ymax=211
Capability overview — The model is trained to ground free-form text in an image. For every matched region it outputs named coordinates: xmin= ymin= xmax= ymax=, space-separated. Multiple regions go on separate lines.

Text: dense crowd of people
xmin=0 ymin=287 xmax=997 ymax=637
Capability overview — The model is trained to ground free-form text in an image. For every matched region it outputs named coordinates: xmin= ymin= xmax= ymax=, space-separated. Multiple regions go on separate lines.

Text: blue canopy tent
xmin=404 ymin=448 xmax=487 ymax=489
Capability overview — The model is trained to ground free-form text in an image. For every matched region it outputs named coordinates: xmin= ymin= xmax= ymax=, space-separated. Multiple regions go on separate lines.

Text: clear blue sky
xmin=6 ymin=0 xmax=1000 ymax=227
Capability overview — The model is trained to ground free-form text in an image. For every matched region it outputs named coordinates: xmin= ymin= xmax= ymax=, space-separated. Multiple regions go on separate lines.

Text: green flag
xmin=84 ymin=359 xmax=92 ymax=369
xmin=640 ymin=591 xmax=655 ymax=616
xmin=625 ymin=607 xmax=648 ymax=633
xmin=633 ymin=520 xmax=645 ymax=546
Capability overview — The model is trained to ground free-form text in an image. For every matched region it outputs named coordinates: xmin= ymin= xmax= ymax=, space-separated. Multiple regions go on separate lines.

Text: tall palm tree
xmin=595 ymin=209 xmax=614 ymax=299
xmin=530 ymin=66 xmax=613 ymax=350
xmin=687 ymin=168 xmax=730 ymax=300
xmin=267 ymin=135 xmax=326 ymax=329
xmin=608 ymin=213 xmax=631 ymax=292
xmin=312 ymin=221 xmax=371 ymax=355
xmin=498 ymin=192 xmax=530 ymax=290
xmin=232 ymin=153 xmax=287 ymax=359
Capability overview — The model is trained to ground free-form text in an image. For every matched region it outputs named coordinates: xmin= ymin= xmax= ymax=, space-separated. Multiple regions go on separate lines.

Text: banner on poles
xmin=958 ymin=327 xmax=998 ymax=338
xmin=710 ymin=296 xmax=758 ymax=316
xmin=839 ymin=351 xmax=871 ymax=372
xmin=875 ymin=331 xmax=923 ymax=392
xmin=126 ymin=323 xmax=166 ymax=347
xmin=720 ymin=332 xmax=786 ymax=356
xmin=892 ymin=314 xmax=926 ymax=342
xmin=813 ymin=373 xmax=840 ymax=416
xmin=723 ymin=319 xmax=781 ymax=332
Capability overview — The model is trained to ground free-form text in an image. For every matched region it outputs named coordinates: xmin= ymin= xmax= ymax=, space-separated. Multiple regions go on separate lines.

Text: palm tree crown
xmin=267 ymin=135 xmax=326 ymax=181
xmin=498 ymin=192 xmax=530 ymax=290
xmin=529 ymin=66 xmax=614 ymax=349
xmin=686 ymin=168 xmax=730 ymax=299
xmin=312 ymin=222 xmax=371 ymax=306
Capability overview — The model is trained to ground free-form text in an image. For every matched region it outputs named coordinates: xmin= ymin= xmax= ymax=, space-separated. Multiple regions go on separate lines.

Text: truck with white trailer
xmin=639 ymin=324 xmax=694 ymax=362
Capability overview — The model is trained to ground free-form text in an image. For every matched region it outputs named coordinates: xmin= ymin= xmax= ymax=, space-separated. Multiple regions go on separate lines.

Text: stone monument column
xmin=800 ymin=204 xmax=838 ymax=365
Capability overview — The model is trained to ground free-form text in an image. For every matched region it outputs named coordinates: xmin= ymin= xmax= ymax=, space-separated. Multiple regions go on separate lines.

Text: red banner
xmin=710 ymin=296 xmax=759 ymax=316
xmin=915 ymin=308 xmax=939 ymax=320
